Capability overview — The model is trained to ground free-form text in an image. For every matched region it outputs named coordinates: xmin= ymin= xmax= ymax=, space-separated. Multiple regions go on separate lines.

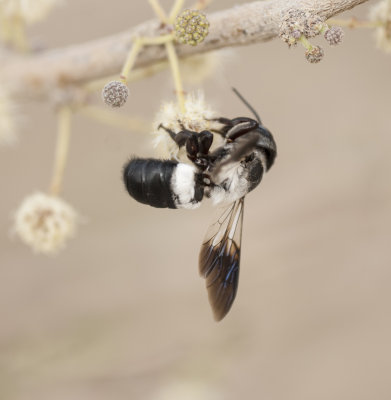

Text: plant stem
xmin=120 ymin=34 xmax=174 ymax=82
xmin=120 ymin=38 xmax=143 ymax=82
xmin=148 ymin=0 xmax=169 ymax=24
xmin=299 ymin=35 xmax=313 ymax=50
xmin=169 ymin=0 xmax=185 ymax=23
xmin=85 ymin=60 xmax=170 ymax=93
xmin=49 ymin=106 xmax=72 ymax=196
xmin=165 ymin=40 xmax=186 ymax=113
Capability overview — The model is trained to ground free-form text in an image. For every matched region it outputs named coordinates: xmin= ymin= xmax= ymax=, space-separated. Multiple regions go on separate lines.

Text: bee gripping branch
xmin=1 ymin=0 xmax=369 ymax=100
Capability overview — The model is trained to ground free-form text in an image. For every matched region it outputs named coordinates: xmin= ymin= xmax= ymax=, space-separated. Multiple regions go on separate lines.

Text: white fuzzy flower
xmin=370 ymin=0 xmax=391 ymax=53
xmin=13 ymin=192 xmax=78 ymax=254
xmin=0 ymin=0 xmax=62 ymax=25
xmin=0 ymin=87 xmax=17 ymax=146
xmin=152 ymin=91 xmax=220 ymax=160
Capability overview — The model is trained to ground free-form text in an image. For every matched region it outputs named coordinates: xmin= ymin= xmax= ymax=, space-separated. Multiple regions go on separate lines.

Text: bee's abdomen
xmin=123 ymin=158 xmax=177 ymax=208
xmin=123 ymin=158 xmax=203 ymax=209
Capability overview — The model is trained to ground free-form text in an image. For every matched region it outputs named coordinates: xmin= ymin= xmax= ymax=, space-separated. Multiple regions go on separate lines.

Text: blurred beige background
xmin=1 ymin=1 xmax=391 ymax=399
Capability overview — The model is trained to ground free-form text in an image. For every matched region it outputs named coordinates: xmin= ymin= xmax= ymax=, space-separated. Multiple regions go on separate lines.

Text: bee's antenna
xmin=232 ymin=87 xmax=262 ymax=124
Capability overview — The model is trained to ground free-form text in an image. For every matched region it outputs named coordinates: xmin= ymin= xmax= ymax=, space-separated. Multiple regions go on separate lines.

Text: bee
xmin=123 ymin=89 xmax=277 ymax=321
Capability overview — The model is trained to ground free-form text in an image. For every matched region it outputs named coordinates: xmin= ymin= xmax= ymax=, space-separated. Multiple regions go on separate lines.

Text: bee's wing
xmin=199 ymin=198 xmax=244 ymax=321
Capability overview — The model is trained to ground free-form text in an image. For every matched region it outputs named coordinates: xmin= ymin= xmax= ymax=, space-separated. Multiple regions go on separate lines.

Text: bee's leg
xmin=208 ymin=117 xmax=233 ymax=126
xmin=158 ymin=124 xmax=191 ymax=148
xmin=156 ymin=125 xmax=198 ymax=161
xmin=206 ymin=117 xmax=233 ymax=137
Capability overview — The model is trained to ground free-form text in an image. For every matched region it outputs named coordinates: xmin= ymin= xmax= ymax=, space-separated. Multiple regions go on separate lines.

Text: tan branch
xmin=1 ymin=0 xmax=369 ymax=100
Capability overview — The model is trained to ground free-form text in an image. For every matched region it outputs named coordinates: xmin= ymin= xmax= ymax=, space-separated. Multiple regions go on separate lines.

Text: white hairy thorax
xmin=208 ymin=162 xmax=250 ymax=205
xmin=208 ymin=149 xmax=267 ymax=205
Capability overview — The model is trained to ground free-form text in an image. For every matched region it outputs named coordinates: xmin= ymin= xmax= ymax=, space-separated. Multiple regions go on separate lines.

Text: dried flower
xmin=152 ymin=91 xmax=218 ymax=160
xmin=0 ymin=0 xmax=62 ymax=25
xmin=304 ymin=13 xmax=325 ymax=38
xmin=102 ymin=81 xmax=129 ymax=108
xmin=305 ymin=45 xmax=324 ymax=63
xmin=369 ymin=0 xmax=391 ymax=53
xmin=13 ymin=192 xmax=78 ymax=254
xmin=0 ymin=88 xmax=17 ymax=146
xmin=279 ymin=9 xmax=325 ymax=46
xmin=279 ymin=9 xmax=306 ymax=46
xmin=324 ymin=26 xmax=345 ymax=46
xmin=175 ymin=9 xmax=209 ymax=46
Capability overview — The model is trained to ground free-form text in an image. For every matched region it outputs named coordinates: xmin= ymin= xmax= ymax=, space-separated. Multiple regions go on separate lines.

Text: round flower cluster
xmin=0 ymin=0 xmax=62 ymax=25
xmin=279 ymin=9 xmax=325 ymax=46
xmin=152 ymin=91 xmax=218 ymax=160
xmin=102 ymin=81 xmax=129 ymax=107
xmin=175 ymin=9 xmax=209 ymax=46
xmin=305 ymin=45 xmax=324 ymax=63
xmin=279 ymin=8 xmax=345 ymax=63
xmin=324 ymin=26 xmax=344 ymax=46
xmin=14 ymin=192 xmax=78 ymax=254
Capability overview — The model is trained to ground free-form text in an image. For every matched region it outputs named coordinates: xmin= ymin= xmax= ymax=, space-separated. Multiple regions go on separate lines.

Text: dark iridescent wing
xmin=199 ymin=198 xmax=244 ymax=321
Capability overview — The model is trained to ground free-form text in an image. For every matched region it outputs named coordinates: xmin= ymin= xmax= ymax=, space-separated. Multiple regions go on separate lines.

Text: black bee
xmin=123 ymin=89 xmax=277 ymax=321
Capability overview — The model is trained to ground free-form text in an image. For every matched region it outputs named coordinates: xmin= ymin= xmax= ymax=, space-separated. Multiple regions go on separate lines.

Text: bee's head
xmin=257 ymin=125 xmax=277 ymax=170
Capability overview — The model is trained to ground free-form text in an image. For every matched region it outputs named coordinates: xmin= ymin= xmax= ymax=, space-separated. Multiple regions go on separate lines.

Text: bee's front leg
xmin=158 ymin=123 xmax=191 ymax=148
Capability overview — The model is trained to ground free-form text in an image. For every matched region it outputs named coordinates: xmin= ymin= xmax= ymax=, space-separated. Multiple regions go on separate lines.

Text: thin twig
xmin=49 ymin=106 xmax=72 ymax=196
xmin=169 ymin=0 xmax=185 ymax=23
xmin=120 ymin=34 xmax=174 ymax=82
xmin=84 ymin=59 xmax=170 ymax=93
xmin=147 ymin=0 xmax=186 ymax=113
xmin=165 ymin=41 xmax=186 ymax=113
xmin=148 ymin=0 xmax=169 ymax=24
